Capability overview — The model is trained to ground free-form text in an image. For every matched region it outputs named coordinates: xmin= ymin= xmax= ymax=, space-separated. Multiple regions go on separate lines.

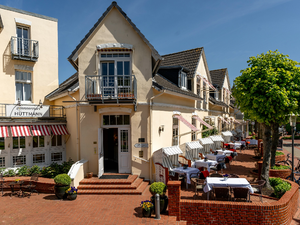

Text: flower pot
xmin=142 ymin=208 xmax=153 ymax=217
xmin=67 ymin=193 xmax=77 ymax=200
xmin=87 ymin=172 xmax=93 ymax=178
xmin=269 ymin=168 xmax=291 ymax=179
xmin=151 ymin=195 xmax=168 ymax=214
xmin=54 ymin=185 xmax=70 ymax=199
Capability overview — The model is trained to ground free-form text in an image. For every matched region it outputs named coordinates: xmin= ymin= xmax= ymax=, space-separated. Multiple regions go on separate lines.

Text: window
xmin=178 ymin=71 xmax=187 ymax=89
xmin=191 ymin=118 xmax=196 ymax=141
xmin=51 ymin=135 xmax=62 ymax=147
xmin=33 ymin=154 xmax=45 ymax=164
xmin=51 ymin=152 xmax=62 ymax=162
xmin=215 ymin=88 xmax=219 ymax=100
xmin=0 ymin=138 xmax=4 ymax=150
xmin=33 ymin=136 xmax=45 ymax=148
xmin=172 ymin=117 xmax=179 ymax=145
xmin=103 ymin=115 xmax=130 ymax=125
xmin=15 ymin=71 xmax=32 ymax=101
xmin=203 ymin=81 xmax=206 ymax=102
xmin=13 ymin=155 xmax=26 ymax=166
xmin=0 ymin=157 xmax=5 ymax=167
xmin=17 ymin=26 xmax=30 ymax=56
xmin=13 ymin=137 xmax=25 ymax=149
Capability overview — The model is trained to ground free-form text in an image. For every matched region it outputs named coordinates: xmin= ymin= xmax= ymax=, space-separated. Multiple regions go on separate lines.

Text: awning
xmin=0 ymin=126 xmax=9 ymax=138
xmin=174 ymin=115 xmax=199 ymax=131
xmin=31 ymin=125 xmax=51 ymax=136
xmin=186 ymin=141 xmax=203 ymax=150
xmin=199 ymin=137 xmax=214 ymax=145
xmin=50 ymin=125 xmax=69 ymax=135
xmin=162 ymin=146 xmax=183 ymax=156
xmin=198 ymin=75 xmax=216 ymax=91
xmin=209 ymin=135 xmax=224 ymax=142
xmin=10 ymin=125 xmax=31 ymax=137
xmin=219 ymin=116 xmax=230 ymax=124
xmin=222 ymin=131 xmax=233 ymax=137
xmin=193 ymin=115 xmax=213 ymax=129
xmin=232 ymin=118 xmax=241 ymax=124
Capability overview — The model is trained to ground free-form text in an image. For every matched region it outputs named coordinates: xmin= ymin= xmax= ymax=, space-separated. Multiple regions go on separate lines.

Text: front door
xmin=118 ymin=128 xmax=131 ymax=173
xmin=98 ymin=128 xmax=104 ymax=177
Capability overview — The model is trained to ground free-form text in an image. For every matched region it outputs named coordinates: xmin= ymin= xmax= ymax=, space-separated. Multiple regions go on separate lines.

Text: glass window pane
xmin=109 ymin=63 xmax=114 ymax=75
xmin=15 ymin=71 xmax=21 ymax=80
xmin=110 ymin=115 xmax=116 ymax=125
xmin=107 ymin=54 xmax=112 ymax=58
xmin=20 ymin=137 xmax=25 ymax=148
xmin=33 ymin=136 xmax=38 ymax=148
xmin=124 ymin=115 xmax=130 ymax=125
xmin=24 ymin=83 xmax=31 ymax=101
xmin=23 ymin=28 xmax=29 ymax=39
xmin=121 ymin=130 xmax=128 ymax=152
xmin=13 ymin=137 xmax=19 ymax=149
xmin=13 ymin=155 xmax=26 ymax=166
xmin=17 ymin=27 xmax=22 ymax=38
xmin=124 ymin=61 xmax=130 ymax=75
xmin=117 ymin=115 xmax=123 ymax=125
xmin=27 ymin=72 xmax=31 ymax=81
xmin=39 ymin=136 xmax=44 ymax=147
xmin=103 ymin=115 xmax=109 ymax=125
xmin=117 ymin=62 xmax=123 ymax=75
xmin=102 ymin=63 xmax=107 ymax=75
xmin=113 ymin=54 xmax=118 ymax=57
xmin=51 ymin=135 xmax=56 ymax=146
xmin=0 ymin=138 xmax=4 ymax=150
xmin=124 ymin=53 xmax=130 ymax=57
xmin=119 ymin=53 xmax=124 ymax=57
xmin=0 ymin=157 xmax=5 ymax=167
xmin=51 ymin=152 xmax=62 ymax=162
xmin=101 ymin=54 xmax=106 ymax=58
xmin=57 ymin=135 xmax=62 ymax=146
xmin=16 ymin=83 xmax=23 ymax=101
xmin=33 ymin=154 xmax=45 ymax=164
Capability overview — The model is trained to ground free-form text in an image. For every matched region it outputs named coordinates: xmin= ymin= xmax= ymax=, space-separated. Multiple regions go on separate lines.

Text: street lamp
xmin=289 ymin=114 xmax=297 ymax=181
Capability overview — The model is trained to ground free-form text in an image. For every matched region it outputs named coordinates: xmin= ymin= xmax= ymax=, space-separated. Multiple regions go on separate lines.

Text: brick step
xmin=78 ymin=178 xmax=143 ymax=190
xmin=79 ymin=174 xmax=138 ymax=185
xmin=77 ymin=188 xmax=144 ymax=195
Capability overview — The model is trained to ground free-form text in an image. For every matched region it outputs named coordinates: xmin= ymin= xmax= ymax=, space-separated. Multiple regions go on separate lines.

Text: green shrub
xmin=30 ymin=165 xmax=41 ymax=175
xmin=269 ymin=177 xmax=283 ymax=187
xmin=273 ymin=181 xmax=291 ymax=198
xmin=0 ymin=167 xmax=5 ymax=174
xmin=54 ymin=174 xmax=71 ymax=186
xmin=17 ymin=165 xmax=30 ymax=176
xmin=281 ymin=136 xmax=300 ymax=139
xmin=41 ymin=166 xmax=55 ymax=178
xmin=202 ymin=127 xmax=218 ymax=138
xmin=4 ymin=169 xmax=16 ymax=177
xmin=271 ymin=165 xmax=290 ymax=170
xmin=40 ymin=159 xmax=74 ymax=178
xmin=149 ymin=182 xmax=167 ymax=196
xmin=275 ymin=151 xmax=284 ymax=156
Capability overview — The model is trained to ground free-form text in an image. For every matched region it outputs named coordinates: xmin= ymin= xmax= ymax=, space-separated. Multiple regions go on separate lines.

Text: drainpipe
xmin=149 ymin=90 xmax=165 ymax=183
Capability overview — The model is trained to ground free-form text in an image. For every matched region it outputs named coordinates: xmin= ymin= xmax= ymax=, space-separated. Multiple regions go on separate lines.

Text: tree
xmin=232 ymin=50 xmax=300 ymax=189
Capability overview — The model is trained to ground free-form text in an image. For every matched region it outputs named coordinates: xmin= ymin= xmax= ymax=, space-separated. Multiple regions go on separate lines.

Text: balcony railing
xmin=85 ymin=75 xmax=137 ymax=103
xmin=11 ymin=37 xmax=39 ymax=61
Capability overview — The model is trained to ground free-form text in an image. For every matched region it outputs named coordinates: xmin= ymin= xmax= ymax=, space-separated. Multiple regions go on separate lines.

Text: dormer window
xmin=215 ymin=88 xmax=219 ymax=100
xmin=179 ymin=71 xmax=187 ymax=89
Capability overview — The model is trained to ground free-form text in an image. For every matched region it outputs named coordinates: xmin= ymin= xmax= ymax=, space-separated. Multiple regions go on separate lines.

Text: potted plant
xmin=269 ymin=165 xmax=291 ymax=179
xmin=223 ymin=174 xmax=229 ymax=181
xmin=275 ymin=151 xmax=285 ymax=162
xmin=140 ymin=200 xmax=153 ymax=217
xmin=66 ymin=186 xmax=78 ymax=200
xmin=149 ymin=182 xmax=168 ymax=213
xmin=54 ymin=174 xmax=72 ymax=199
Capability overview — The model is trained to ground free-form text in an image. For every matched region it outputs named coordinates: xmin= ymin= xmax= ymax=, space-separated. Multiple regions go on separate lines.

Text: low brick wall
xmin=167 ymin=180 xmax=299 ymax=225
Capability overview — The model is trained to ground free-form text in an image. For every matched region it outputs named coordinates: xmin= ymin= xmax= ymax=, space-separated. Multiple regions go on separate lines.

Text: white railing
xmin=68 ymin=159 xmax=88 ymax=188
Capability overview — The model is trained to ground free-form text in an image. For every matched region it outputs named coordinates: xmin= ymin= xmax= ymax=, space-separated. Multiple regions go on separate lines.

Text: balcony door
xmin=17 ymin=26 xmax=29 ymax=56
xmin=101 ymin=62 xmax=116 ymax=98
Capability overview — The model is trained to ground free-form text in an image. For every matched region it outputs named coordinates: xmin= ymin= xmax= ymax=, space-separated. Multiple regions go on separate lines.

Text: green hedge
xmin=269 ymin=177 xmax=291 ymax=198
xmin=281 ymin=136 xmax=300 ymax=139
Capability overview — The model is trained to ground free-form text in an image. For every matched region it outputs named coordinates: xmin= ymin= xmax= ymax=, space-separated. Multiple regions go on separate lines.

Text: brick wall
xmin=269 ymin=169 xmax=291 ymax=179
xmin=168 ymin=179 xmax=299 ymax=225
xmin=2 ymin=178 xmax=55 ymax=193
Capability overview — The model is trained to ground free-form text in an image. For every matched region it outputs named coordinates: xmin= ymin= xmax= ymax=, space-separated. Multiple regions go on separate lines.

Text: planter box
xmin=275 ymin=154 xmax=285 ymax=162
xmin=269 ymin=168 xmax=291 ymax=179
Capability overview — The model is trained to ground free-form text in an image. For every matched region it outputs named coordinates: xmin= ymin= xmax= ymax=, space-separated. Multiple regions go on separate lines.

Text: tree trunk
xmin=261 ymin=123 xmax=272 ymax=190
xmin=258 ymin=123 xmax=263 ymax=139
xmin=270 ymin=123 xmax=279 ymax=167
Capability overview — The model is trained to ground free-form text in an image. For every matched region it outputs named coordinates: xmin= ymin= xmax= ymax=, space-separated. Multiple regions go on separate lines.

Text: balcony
xmin=85 ymin=75 xmax=137 ymax=104
xmin=11 ymin=37 xmax=39 ymax=61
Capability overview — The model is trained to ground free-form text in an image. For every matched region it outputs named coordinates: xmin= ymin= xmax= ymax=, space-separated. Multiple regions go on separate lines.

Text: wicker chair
xmin=232 ymin=188 xmax=250 ymax=202
xmin=191 ymin=178 xmax=205 ymax=199
xmin=213 ymin=187 xmax=231 ymax=201
xmin=250 ymin=180 xmax=266 ymax=202
xmin=23 ymin=173 xmax=39 ymax=197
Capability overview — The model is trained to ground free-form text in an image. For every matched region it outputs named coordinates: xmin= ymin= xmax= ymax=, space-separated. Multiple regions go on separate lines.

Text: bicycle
xmin=277 ymin=154 xmax=300 ymax=184
xmin=276 ymin=153 xmax=292 ymax=167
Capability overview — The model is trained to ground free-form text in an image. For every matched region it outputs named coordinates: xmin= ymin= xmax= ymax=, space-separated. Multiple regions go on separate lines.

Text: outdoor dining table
xmin=227 ymin=142 xmax=242 ymax=150
xmin=203 ymin=177 xmax=254 ymax=200
xmin=9 ymin=180 xmax=25 ymax=197
xmin=171 ymin=167 xmax=200 ymax=189
xmin=205 ymin=153 xmax=226 ymax=161
xmin=216 ymin=149 xmax=235 ymax=155
xmin=192 ymin=159 xmax=217 ymax=172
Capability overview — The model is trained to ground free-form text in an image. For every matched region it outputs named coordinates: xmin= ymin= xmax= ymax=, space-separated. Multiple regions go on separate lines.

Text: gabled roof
xmin=210 ymin=68 xmax=227 ymax=89
xmin=153 ymin=74 xmax=203 ymax=100
xmin=209 ymin=96 xmax=228 ymax=107
xmin=160 ymin=48 xmax=203 ymax=79
xmin=45 ymin=73 xmax=78 ymax=100
xmin=68 ymin=1 xmax=161 ymax=70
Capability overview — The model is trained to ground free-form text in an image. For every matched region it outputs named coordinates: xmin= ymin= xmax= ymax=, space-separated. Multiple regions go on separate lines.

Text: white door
xmin=118 ymin=128 xmax=131 ymax=173
xmin=98 ymin=128 xmax=104 ymax=177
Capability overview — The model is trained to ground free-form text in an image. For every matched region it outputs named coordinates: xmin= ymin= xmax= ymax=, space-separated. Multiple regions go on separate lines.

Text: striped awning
xmin=198 ymin=75 xmax=217 ymax=91
xmin=0 ymin=126 xmax=9 ymax=138
xmin=50 ymin=125 xmax=69 ymax=135
xmin=31 ymin=125 xmax=51 ymax=136
xmin=186 ymin=141 xmax=203 ymax=150
xmin=174 ymin=115 xmax=199 ymax=131
xmin=222 ymin=131 xmax=233 ymax=137
xmin=10 ymin=125 xmax=31 ymax=137
xmin=209 ymin=135 xmax=224 ymax=142
xmin=162 ymin=146 xmax=183 ymax=156
xmin=232 ymin=118 xmax=241 ymax=124
xmin=162 ymin=157 xmax=174 ymax=169
xmin=219 ymin=116 xmax=230 ymax=124
xmin=193 ymin=115 xmax=213 ymax=129
xmin=199 ymin=137 xmax=214 ymax=145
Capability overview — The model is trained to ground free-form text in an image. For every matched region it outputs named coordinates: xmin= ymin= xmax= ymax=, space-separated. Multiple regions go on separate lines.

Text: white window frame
xmin=13 ymin=155 xmax=26 ymax=166
xmin=32 ymin=153 xmax=45 ymax=164
xmin=51 ymin=152 xmax=62 ymax=162
xmin=15 ymin=70 xmax=32 ymax=103
xmin=0 ymin=156 xmax=5 ymax=167
xmin=172 ymin=117 xmax=179 ymax=146
xmin=191 ymin=118 xmax=196 ymax=141
xmin=32 ymin=136 xmax=45 ymax=148
xmin=13 ymin=136 xmax=26 ymax=149
xmin=179 ymin=71 xmax=187 ymax=89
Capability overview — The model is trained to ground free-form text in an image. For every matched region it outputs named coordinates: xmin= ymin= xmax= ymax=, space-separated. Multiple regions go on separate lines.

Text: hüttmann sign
xmin=6 ymin=105 xmax=50 ymax=118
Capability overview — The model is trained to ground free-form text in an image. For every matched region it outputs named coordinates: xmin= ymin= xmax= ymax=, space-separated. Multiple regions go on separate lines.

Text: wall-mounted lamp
xmin=28 ymin=142 xmax=31 ymax=147
xmin=17 ymin=98 xmax=21 ymax=106
xmin=39 ymin=99 xmax=43 ymax=108
xmin=8 ymin=143 xmax=10 ymax=148
xmin=159 ymin=125 xmax=165 ymax=132
xmin=47 ymin=141 xmax=50 ymax=145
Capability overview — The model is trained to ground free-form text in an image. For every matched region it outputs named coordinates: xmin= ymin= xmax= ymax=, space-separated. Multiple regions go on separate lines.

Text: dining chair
xmin=225 ymin=157 xmax=231 ymax=170
xmin=232 ymin=188 xmax=250 ymax=202
xmin=191 ymin=178 xmax=205 ymax=199
xmin=250 ymin=180 xmax=266 ymax=202
xmin=23 ymin=173 xmax=39 ymax=197
xmin=213 ymin=187 xmax=231 ymax=201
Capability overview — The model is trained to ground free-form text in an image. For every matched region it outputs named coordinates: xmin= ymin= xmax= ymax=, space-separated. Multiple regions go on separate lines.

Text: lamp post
xmin=289 ymin=114 xmax=297 ymax=181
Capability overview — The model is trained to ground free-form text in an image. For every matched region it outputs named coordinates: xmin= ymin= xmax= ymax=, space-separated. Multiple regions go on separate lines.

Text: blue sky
xmin=2 ymin=0 xmax=299 ymax=86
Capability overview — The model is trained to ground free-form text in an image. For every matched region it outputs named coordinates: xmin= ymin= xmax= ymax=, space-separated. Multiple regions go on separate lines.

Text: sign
xmin=134 ymin=143 xmax=148 ymax=148
xmin=6 ymin=105 xmax=50 ymax=118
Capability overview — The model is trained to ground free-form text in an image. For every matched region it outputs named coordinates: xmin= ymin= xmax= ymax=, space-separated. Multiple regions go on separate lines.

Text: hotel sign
xmin=6 ymin=105 xmax=50 ymax=118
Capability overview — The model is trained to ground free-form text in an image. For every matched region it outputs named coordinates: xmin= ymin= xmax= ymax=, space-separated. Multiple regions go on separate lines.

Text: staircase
xmin=77 ymin=174 xmax=149 ymax=195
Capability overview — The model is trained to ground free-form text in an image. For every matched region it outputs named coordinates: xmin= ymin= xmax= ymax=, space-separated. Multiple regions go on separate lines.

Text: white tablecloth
xmin=236 ymin=141 xmax=246 ymax=145
xmin=192 ymin=159 xmax=217 ymax=172
xmin=216 ymin=150 xmax=234 ymax=155
xmin=171 ymin=167 xmax=200 ymax=184
xmin=205 ymin=154 xmax=226 ymax=161
xmin=227 ymin=142 xmax=242 ymax=150
xmin=203 ymin=177 xmax=254 ymax=193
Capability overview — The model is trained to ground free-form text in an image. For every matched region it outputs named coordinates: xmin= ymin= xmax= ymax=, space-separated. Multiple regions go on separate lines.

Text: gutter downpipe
xmin=149 ymin=90 xmax=165 ymax=183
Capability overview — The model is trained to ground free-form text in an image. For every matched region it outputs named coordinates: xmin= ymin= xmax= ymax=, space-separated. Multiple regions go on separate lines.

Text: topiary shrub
xmin=149 ymin=182 xmax=167 ymax=196
xmin=54 ymin=174 xmax=71 ymax=186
